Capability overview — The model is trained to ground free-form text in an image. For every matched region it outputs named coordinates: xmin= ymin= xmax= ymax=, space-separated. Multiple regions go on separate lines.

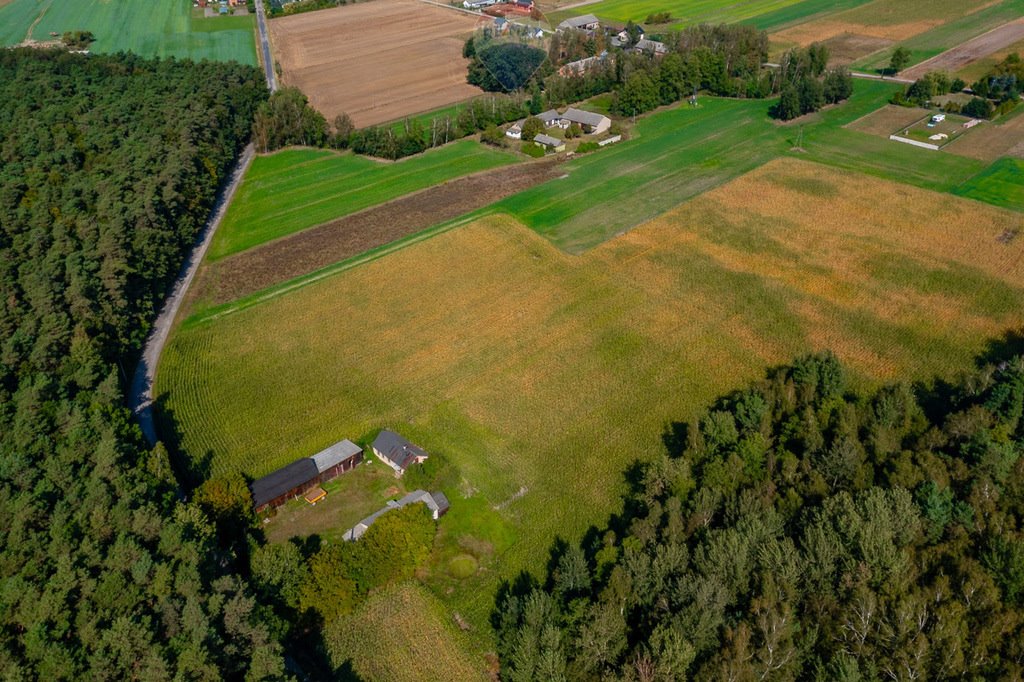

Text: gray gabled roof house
xmin=560 ymin=107 xmax=612 ymax=134
xmin=371 ymin=430 xmax=429 ymax=473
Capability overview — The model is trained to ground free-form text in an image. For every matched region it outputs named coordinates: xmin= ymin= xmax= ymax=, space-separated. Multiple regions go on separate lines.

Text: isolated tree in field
xmin=521 ymin=115 xmax=545 ymax=140
xmin=889 ymin=46 xmax=911 ymax=74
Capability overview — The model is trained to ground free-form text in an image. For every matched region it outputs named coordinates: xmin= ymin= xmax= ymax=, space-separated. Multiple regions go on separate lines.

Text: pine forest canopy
xmin=496 ymin=352 xmax=1024 ymax=680
xmin=0 ymin=49 xmax=284 ymax=678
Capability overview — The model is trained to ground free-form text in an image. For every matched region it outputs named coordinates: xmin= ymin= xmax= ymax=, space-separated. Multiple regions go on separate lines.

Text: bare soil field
xmin=774 ymin=19 xmax=938 ymax=45
xmin=945 ymin=111 xmax=1024 ymax=161
xmin=956 ymin=36 xmax=1024 ymax=81
xmin=822 ymin=32 xmax=894 ymax=65
xmin=846 ymin=104 xmax=931 ymax=136
xmin=191 ymin=158 xmax=563 ymax=305
xmin=268 ymin=0 xmax=483 ymax=127
xmin=901 ymin=19 xmax=1024 ymax=80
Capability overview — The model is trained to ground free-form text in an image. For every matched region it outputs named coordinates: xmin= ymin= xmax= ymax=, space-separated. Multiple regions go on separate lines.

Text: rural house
xmin=372 ymin=429 xmax=430 ymax=473
xmin=633 ymin=38 xmax=667 ymax=56
xmin=533 ymin=133 xmax=566 ymax=152
xmin=560 ymin=107 xmax=612 ymax=134
xmin=537 ymin=109 xmax=563 ymax=128
xmin=560 ymin=53 xmax=607 ymax=76
xmin=557 ymin=14 xmax=600 ymax=33
xmin=343 ymin=489 xmax=451 ymax=541
xmin=250 ymin=439 xmax=363 ymax=512
xmin=506 ymin=121 xmax=523 ymax=139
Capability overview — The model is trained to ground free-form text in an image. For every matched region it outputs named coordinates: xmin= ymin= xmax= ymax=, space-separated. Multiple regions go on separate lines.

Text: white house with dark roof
xmin=560 ymin=107 xmax=611 ymax=134
xmin=371 ymin=429 xmax=429 ymax=474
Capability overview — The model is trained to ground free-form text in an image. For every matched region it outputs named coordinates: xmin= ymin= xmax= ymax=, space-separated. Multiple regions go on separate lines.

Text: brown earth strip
xmin=191 ymin=158 xmax=564 ymax=306
xmin=901 ymin=18 xmax=1024 ymax=80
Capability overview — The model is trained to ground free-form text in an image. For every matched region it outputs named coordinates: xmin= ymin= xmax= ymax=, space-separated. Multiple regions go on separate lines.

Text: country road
xmin=129 ymin=145 xmax=255 ymax=445
xmin=130 ymin=5 xmax=275 ymax=446
xmin=255 ymin=0 xmax=278 ymax=93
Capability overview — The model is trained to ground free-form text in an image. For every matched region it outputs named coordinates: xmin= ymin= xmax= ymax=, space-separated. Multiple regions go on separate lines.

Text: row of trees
xmin=0 ymin=49 xmax=288 ymax=679
xmin=495 ymin=350 xmax=1024 ymax=679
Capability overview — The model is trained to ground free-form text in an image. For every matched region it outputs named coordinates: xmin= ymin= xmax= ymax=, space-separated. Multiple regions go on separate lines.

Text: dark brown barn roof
xmin=251 ymin=458 xmax=319 ymax=508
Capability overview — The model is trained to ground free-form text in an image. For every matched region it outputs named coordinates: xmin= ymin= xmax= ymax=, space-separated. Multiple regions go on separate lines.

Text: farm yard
xmin=0 ymin=0 xmax=257 ymax=64
xmin=267 ymin=0 xmax=484 ymax=127
xmin=158 ymin=157 xmax=1024 ymax=672
xmin=207 ymin=141 xmax=517 ymax=260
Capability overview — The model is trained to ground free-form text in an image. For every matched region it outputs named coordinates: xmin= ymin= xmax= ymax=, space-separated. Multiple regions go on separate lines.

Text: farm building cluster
xmin=556 ymin=15 xmax=667 ymax=57
xmin=251 ymin=430 xmax=444 ymax=533
xmin=506 ymin=107 xmax=614 ymax=151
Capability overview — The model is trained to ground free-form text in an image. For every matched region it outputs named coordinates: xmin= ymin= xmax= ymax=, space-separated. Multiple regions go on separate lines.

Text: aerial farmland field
xmin=157 ymin=157 xmax=1024 ymax=673
xmin=268 ymin=0 xmax=483 ymax=127
xmin=208 ymin=141 xmax=518 ymax=260
xmin=0 ymin=0 xmax=257 ymax=64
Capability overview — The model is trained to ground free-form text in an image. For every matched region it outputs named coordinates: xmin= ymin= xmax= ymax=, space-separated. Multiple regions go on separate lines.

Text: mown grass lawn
xmin=0 ymin=0 xmax=257 ymax=64
xmin=158 ymin=158 xmax=1024 ymax=666
xmin=208 ymin=141 xmax=518 ymax=260
xmin=550 ymin=0 xmax=835 ymax=30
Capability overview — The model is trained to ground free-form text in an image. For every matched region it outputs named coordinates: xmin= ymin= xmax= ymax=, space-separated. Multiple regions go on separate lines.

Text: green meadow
xmin=550 ymin=0 xmax=816 ymax=28
xmin=208 ymin=141 xmax=518 ymax=260
xmin=955 ymin=158 xmax=1024 ymax=211
xmin=497 ymin=79 xmax=987 ymax=252
xmin=0 ymin=0 xmax=257 ymax=65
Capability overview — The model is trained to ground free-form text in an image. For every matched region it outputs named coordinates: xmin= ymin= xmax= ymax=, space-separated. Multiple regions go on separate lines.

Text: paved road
xmin=129 ymin=145 xmax=256 ymax=446
xmin=255 ymin=0 xmax=278 ymax=93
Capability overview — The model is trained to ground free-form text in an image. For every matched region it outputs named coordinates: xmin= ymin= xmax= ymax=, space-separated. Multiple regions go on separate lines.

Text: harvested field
xmin=191 ymin=158 xmax=563 ymax=306
xmin=325 ymin=583 xmax=487 ymax=681
xmin=159 ymin=158 xmax=1024 ymax=652
xmin=821 ymin=32 xmax=893 ymax=65
xmin=956 ymin=36 xmax=1024 ymax=81
xmin=901 ymin=19 xmax=1024 ymax=80
xmin=846 ymin=104 xmax=932 ymax=136
xmin=945 ymin=110 xmax=1024 ymax=161
xmin=773 ymin=18 xmax=938 ymax=44
xmin=268 ymin=0 xmax=483 ymax=127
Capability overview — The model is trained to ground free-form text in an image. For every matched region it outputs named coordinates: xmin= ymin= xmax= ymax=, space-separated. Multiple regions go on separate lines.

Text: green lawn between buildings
xmin=208 ymin=140 xmax=519 ymax=260
xmin=0 ymin=0 xmax=257 ymax=65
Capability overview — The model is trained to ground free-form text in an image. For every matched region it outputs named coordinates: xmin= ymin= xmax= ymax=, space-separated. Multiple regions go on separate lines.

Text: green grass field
xmin=852 ymin=0 xmax=1022 ymax=72
xmin=745 ymin=0 xmax=872 ymax=31
xmin=158 ymin=158 xmax=1024 ymax=669
xmin=495 ymin=79 xmax=987 ymax=252
xmin=0 ymin=0 xmax=256 ymax=65
xmin=955 ymin=158 xmax=1024 ymax=211
xmin=550 ymin=0 xmax=815 ymax=28
xmin=208 ymin=141 xmax=518 ymax=260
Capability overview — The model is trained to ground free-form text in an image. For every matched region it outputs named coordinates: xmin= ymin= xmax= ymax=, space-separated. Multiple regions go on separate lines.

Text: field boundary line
xmin=188 ymin=211 xmax=493 ymax=325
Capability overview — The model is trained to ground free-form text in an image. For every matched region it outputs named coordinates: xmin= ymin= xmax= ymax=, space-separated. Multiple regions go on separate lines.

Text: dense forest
xmin=0 ymin=49 xmax=286 ymax=678
xmin=495 ymin=352 xmax=1024 ymax=680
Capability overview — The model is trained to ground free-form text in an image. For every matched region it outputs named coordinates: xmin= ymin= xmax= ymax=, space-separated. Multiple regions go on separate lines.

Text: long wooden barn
xmin=251 ymin=439 xmax=363 ymax=512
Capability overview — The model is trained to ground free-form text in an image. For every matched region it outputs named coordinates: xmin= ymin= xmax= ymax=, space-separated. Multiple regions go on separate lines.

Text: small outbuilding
xmin=557 ymin=13 xmax=601 ymax=33
xmin=533 ymin=133 xmax=566 ymax=152
xmin=343 ymin=489 xmax=451 ymax=541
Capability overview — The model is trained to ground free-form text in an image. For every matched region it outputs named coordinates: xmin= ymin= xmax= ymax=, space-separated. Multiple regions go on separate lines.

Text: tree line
xmin=0 ymin=48 xmax=290 ymax=679
xmin=495 ymin=350 xmax=1024 ymax=680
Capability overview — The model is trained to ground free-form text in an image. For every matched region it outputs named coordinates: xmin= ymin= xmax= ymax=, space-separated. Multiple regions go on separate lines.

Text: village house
xmin=557 ymin=14 xmax=601 ymax=34
xmin=606 ymin=22 xmax=644 ymax=48
xmin=250 ymin=439 xmax=363 ymax=512
xmin=559 ymin=52 xmax=607 ymax=77
xmin=505 ymin=121 xmax=523 ymax=139
xmin=371 ymin=429 xmax=430 ymax=474
xmin=560 ymin=107 xmax=612 ymax=134
xmin=634 ymin=38 xmax=668 ymax=56
xmin=343 ymin=490 xmax=451 ymax=541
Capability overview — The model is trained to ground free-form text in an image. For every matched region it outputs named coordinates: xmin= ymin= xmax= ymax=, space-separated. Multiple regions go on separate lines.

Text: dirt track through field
xmin=192 ymin=158 xmax=563 ymax=305
xmin=901 ymin=18 xmax=1024 ymax=79
xmin=268 ymin=0 xmax=483 ymax=127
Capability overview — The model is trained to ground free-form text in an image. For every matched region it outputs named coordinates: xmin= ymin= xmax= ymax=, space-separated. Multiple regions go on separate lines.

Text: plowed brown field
xmin=901 ymin=18 xmax=1024 ymax=80
xmin=268 ymin=0 xmax=483 ymax=127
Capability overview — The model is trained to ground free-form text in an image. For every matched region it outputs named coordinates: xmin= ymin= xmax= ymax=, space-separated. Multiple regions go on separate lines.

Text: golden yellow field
xmin=159 ymin=158 xmax=1024 ymax=670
